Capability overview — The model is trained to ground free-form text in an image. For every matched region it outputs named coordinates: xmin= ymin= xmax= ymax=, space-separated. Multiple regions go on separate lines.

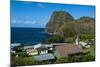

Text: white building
xmin=79 ymin=41 xmax=90 ymax=48
xmin=34 ymin=43 xmax=42 ymax=49
xmin=24 ymin=45 xmax=34 ymax=50
xmin=24 ymin=43 xmax=53 ymax=55
xmin=38 ymin=47 xmax=48 ymax=55
xmin=24 ymin=43 xmax=42 ymax=50
xmin=11 ymin=43 xmax=21 ymax=47
xmin=79 ymin=41 xmax=87 ymax=46
xmin=11 ymin=50 xmax=16 ymax=54
xmin=40 ymin=50 xmax=48 ymax=55
xmin=26 ymin=48 xmax=38 ymax=55
xmin=42 ymin=44 xmax=53 ymax=51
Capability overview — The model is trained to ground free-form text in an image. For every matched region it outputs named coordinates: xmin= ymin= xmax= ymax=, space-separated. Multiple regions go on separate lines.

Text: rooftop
xmin=34 ymin=54 xmax=55 ymax=61
xmin=53 ymin=43 xmax=72 ymax=46
xmin=56 ymin=44 xmax=83 ymax=57
xmin=24 ymin=45 xmax=34 ymax=50
xmin=11 ymin=43 xmax=21 ymax=47
xmin=26 ymin=48 xmax=37 ymax=53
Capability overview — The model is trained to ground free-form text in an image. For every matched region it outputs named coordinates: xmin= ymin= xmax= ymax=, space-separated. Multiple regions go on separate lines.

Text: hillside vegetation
xmin=45 ymin=11 xmax=95 ymax=42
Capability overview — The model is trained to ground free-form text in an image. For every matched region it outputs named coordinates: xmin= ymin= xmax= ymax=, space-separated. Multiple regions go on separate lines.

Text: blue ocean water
xmin=11 ymin=27 xmax=50 ymax=45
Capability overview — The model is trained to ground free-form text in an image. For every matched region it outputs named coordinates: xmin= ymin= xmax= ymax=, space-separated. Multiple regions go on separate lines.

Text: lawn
xmin=83 ymin=45 xmax=95 ymax=56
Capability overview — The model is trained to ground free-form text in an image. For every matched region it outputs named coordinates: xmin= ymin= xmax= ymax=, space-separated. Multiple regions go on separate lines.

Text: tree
xmin=55 ymin=57 xmax=68 ymax=63
xmin=46 ymin=35 xmax=64 ymax=43
xmin=11 ymin=56 xmax=38 ymax=66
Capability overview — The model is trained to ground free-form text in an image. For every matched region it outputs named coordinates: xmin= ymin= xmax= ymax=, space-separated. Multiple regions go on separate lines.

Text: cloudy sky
xmin=11 ymin=0 xmax=95 ymax=28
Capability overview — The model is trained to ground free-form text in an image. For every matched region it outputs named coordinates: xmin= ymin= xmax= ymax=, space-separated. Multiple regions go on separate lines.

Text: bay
xmin=11 ymin=27 xmax=50 ymax=46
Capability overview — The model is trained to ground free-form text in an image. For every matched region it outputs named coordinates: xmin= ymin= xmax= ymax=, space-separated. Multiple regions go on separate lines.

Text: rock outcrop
xmin=45 ymin=11 xmax=95 ymax=37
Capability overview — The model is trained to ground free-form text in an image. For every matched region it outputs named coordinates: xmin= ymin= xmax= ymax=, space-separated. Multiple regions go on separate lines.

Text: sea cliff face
xmin=45 ymin=11 xmax=74 ymax=34
xmin=45 ymin=11 xmax=95 ymax=37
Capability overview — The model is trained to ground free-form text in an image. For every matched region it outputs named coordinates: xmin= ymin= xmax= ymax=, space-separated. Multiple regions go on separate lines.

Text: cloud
xmin=37 ymin=3 xmax=45 ymax=8
xmin=11 ymin=19 xmax=22 ymax=24
xmin=24 ymin=20 xmax=37 ymax=24
xmin=31 ymin=20 xmax=37 ymax=24
xmin=11 ymin=19 xmax=17 ymax=23
xmin=11 ymin=18 xmax=38 ymax=25
xmin=17 ymin=20 xmax=22 ymax=23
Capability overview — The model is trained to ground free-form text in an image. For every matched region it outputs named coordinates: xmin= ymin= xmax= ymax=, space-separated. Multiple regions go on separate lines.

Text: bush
xmin=45 ymin=35 xmax=64 ymax=43
xmin=64 ymin=37 xmax=74 ymax=43
xmin=55 ymin=57 xmax=68 ymax=63
xmin=11 ymin=56 xmax=38 ymax=66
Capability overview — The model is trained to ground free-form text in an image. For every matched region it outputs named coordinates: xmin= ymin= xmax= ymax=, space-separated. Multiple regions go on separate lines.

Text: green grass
xmin=83 ymin=45 xmax=95 ymax=56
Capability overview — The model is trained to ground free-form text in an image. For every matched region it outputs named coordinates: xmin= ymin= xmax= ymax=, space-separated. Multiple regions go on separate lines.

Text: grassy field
xmin=83 ymin=45 xmax=95 ymax=56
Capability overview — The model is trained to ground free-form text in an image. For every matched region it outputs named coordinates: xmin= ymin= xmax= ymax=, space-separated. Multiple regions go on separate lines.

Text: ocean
xmin=11 ymin=27 xmax=50 ymax=45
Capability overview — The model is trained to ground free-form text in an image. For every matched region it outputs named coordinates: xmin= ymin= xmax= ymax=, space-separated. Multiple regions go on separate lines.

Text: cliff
xmin=45 ymin=11 xmax=95 ymax=37
xmin=45 ymin=11 xmax=74 ymax=34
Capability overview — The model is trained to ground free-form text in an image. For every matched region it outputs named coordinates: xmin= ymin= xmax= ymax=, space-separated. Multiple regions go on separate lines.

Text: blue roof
xmin=34 ymin=54 xmax=55 ymax=61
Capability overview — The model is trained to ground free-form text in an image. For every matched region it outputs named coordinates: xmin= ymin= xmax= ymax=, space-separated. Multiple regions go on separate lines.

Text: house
xmin=42 ymin=44 xmax=53 ymax=51
xmin=24 ymin=43 xmax=53 ymax=55
xmin=54 ymin=44 xmax=83 ymax=58
xmin=11 ymin=43 xmax=21 ymax=48
xmin=24 ymin=43 xmax=42 ymax=50
xmin=34 ymin=54 xmax=55 ymax=61
xmin=79 ymin=41 xmax=90 ymax=48
xmin=53 ymin=43 xmax=69 ymax=46
xmin=24 ymin=45 xmax=34 ymax=50
xmin=11 ymin=50 xmax=16 ymax=54
xmin=26 ymin=48 xmax=38 ymax=55
xmin=37 ymin=46 xmax=48 ymax=55
xmin=37 ymin=44 xmax=54 ymax=54
xmin=79 ymin=41 xmax=87 ymax=46
xmin=34 ymin=43 xmax=42 ymax=49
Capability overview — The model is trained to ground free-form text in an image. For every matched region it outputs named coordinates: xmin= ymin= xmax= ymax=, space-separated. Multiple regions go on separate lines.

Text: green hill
xmin=45 ymin=11 xmax=74 ymax=33
xmin=45 ymin=11 xmax=95 ymax=42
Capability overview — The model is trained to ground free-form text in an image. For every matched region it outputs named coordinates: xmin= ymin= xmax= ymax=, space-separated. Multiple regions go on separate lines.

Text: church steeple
xmin=75 ymin=35 xmax=79 ymax=45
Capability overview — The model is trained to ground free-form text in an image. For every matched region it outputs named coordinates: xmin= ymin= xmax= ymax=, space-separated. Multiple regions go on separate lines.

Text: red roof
xmin=56 ymin=44 xmax=83 ymax=57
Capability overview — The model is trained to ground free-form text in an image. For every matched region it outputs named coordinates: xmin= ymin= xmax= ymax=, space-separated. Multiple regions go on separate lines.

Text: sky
xmin=11 ymin=0 xmax=95 ymax=28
